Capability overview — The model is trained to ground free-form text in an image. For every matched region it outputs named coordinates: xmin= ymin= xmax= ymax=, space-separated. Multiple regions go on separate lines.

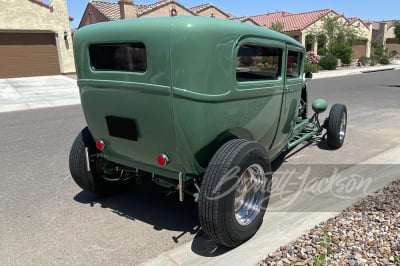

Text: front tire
xmin=327 ymin=104 xmax=347 ymax=149
xmin=69 ymin=127 xmax=126 ymax=196
xmin=198 ymin=139 xmax=272 ymax=247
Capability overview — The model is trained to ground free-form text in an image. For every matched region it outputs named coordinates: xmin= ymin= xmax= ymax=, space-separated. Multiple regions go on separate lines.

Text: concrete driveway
xmin=0 ymin=75 xmax=79 ymax=113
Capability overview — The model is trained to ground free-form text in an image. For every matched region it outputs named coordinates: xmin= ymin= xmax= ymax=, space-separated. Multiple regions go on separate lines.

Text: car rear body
xmin=73 ymin=16 xmax=306 ymax=180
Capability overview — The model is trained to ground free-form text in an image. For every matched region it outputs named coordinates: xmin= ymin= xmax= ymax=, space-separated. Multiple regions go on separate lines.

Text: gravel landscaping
xmin=259 ymin=179 xmax=400 ymax=266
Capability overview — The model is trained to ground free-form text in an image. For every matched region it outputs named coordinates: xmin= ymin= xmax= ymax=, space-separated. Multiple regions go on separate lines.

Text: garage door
xmin=0 ymin=32 xmax=60 ymax=78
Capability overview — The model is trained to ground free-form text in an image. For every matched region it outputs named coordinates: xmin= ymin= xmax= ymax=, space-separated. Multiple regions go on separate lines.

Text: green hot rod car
xmin=70 ymin=16 xmax=347 ymax=247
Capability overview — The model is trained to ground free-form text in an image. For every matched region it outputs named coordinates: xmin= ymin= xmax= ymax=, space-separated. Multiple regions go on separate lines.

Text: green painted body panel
xmin=73 ymin=16 xmax=306 ymax=179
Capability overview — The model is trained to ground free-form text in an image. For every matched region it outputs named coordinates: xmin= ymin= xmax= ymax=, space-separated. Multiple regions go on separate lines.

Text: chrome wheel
xmin=339 ymin=112 xmax=347 ymax=142
xmin=234 ymin=163 xmax=265 ymax=226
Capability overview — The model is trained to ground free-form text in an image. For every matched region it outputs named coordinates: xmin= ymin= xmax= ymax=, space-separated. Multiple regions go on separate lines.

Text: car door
xmin=234 ymin=38 xmax=286 ymax=157
xmin=269 ymin=46 xmax=304 ymax=156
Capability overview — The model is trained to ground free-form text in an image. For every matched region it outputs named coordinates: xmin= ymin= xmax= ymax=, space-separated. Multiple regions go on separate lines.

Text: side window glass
xmin=237 ymin=44 xmax=282 ymax=82
xmin=286 ymin=51 xmax=302 ymax=78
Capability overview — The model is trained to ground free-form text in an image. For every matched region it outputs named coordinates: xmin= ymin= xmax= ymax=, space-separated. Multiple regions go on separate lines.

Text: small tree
xmin=371 ymin=40 xmax=387 ymax=59
xmin=307 ymin=16 xmax=359 ymax=63
xmin=394 ymin=21 xmax=400 ymax=43
xmin=270 ymin=21 xmax=284 ymax=32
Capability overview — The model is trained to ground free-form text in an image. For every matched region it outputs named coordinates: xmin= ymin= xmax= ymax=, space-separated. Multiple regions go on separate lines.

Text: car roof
xmin=76 ymin=16 xmax=305 ymax=50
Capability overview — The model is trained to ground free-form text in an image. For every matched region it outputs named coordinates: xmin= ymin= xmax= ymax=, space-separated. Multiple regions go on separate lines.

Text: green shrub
xmin=304 ymin=63 xmax=320 ymax=73
xmin=318 ymin=55 xmax=338 ymax=70
xmin=380 ymin=57 xmax=390 ymax=65
xmin=359 ymin=56 xmax=370 ymax=66
xmin=330 ymin=43 xmax=353 ymax=64
xmin=317 ymin=48 xmax=327 ymax=56
xmin=370 ymin=56 xmax=379 ymax=66
xmin=389 ymin=50 xmax=398 ymax=58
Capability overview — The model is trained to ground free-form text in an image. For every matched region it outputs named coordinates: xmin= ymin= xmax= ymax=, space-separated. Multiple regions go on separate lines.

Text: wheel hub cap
xmin=234 ymin=164 xmax=265 ymax=226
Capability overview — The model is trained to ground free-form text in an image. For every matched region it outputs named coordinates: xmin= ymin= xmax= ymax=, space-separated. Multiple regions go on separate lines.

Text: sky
xmin=66 ymin=0 xmax=400 ymax=29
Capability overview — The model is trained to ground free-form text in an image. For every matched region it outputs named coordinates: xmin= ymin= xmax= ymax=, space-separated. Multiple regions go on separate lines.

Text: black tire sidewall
xmin=69 ymin=127 xmax=125 ymax=196
xmin=199 ymin=140 xmax=272 ymax=247
xmin=327 ymin=104 xmax=347 ymax=149
xmin=222 ymin=154 xmax=271 ymax=244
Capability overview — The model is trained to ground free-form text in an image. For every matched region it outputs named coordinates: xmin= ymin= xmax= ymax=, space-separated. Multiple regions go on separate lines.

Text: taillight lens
xmin=157 ymin=153 xmax=169 ymax=166
xmin=96 ymin=140 xmax=105 ymax=151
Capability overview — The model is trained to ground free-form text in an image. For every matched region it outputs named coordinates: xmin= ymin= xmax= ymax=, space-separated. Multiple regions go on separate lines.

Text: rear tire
xmin=327 ymin=104 xmax=347 ymax=149
xmin=69 ymin=127 xmax=126 ymax=196
xmin=198 ymin=139 xmax=272 ymax=247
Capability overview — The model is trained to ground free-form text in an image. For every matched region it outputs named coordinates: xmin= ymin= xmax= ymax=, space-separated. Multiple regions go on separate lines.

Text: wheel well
xmin=194 ymin=128 xmax=253 ymax=169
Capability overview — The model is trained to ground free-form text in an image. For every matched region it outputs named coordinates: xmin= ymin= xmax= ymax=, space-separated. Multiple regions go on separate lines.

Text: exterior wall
xmin=386 ymin=26 xmax=397 ymax=39
xmin=140 ymin=3 xmax=193 ymax=17
xmin=351 ymin=21 xmax=372 ymax=57
xmin=196 ymin=7 xmax=229 ymax=19
xmin=386 ymin=38 xmax=400 ymax=55
xmin=0 ymin=0 xmax=75 ymax=73
xmin=385 ymin=26 xmax=400 ymax=55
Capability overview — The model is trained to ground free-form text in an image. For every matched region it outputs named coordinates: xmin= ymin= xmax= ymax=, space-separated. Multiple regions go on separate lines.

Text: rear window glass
xmin=237 ymin=45 xmax=282 ymax=82
xmin=89 ymin=43 xmax=147 ymax=72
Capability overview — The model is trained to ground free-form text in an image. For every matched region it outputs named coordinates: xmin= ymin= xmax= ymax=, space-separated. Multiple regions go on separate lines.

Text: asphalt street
xmin=1 ymin=70 xmax=399 ymax=265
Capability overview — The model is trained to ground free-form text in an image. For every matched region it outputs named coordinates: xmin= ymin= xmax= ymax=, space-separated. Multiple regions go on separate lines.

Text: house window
xmin=236 ymin=44 xmax=282 ymax=82
xmin=286 ymin=51 xmax=302 ymax=78
xmin=89 ymin=43 xmax=147 ymax=72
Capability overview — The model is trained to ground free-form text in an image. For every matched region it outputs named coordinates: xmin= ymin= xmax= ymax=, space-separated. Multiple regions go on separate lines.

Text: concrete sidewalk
xmin=0 ymin=65 xmax=399 ymax=114
xmin=312 ymin=64 xmax=400 ymax=80
xmin=0 ymin=75 xmax=79 ymax=113
xmin=143 ymin=145 xmax=400 ymax=266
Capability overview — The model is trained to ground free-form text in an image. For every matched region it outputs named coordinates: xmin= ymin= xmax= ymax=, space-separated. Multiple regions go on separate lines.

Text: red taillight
xmin=96 ymin=140 xmax=105 ymax=151
xmin=157 ymin=153 xmax=169 ymax=166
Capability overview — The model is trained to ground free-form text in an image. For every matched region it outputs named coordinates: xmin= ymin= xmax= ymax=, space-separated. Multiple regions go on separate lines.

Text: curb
xmin=313 ymin=65 xmax=400 ymax=80
xmin=142 ymin=145 xmax=400 ymax=266
xmin=361 ymin=67 xmax=396 ymax=73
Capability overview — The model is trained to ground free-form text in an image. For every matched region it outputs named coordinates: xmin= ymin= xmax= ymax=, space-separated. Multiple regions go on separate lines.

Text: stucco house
xmin=78 ymin=0 xmax=258 ymax=28
xmin=0 ymin=0 xmax=75 ymax=78
xmin=252 ymin=9 xmax=373 ymax=58
xmin=367 ymin=20 xmax=400 ymax=55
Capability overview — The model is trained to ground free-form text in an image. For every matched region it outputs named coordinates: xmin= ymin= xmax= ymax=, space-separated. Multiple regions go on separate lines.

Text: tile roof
xmin=383 ymin=20 xmax=396 ymax=29
xmin=136 ymin=0 xmax=176 ymax=15
xmin=348 ymin=17 xmax=369 ymax=28
xmin=252 ymin=9 xmax=335 ymax=32
xmin=363 ymin=20 xmax=397 ymax=30
xmin=189 ymin=2 xmax=230 ymax=17
xmin=30 ymin=0 xmax=74 ymax=21
xmin=230 ymin=16 xmax=258 ymax=25
xmin=348 ymin=17 xmax=359 ymax=24
xmin=90 ymin=1 xmax=121 ymax=20
xmin=189 ymin=3 xmax=211 ymax=13
xmin=90 ymin=0 xmax=193 ymax=19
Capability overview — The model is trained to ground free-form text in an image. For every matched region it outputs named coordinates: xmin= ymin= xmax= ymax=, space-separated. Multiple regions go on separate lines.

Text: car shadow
xmin=74 ymin=182 xmax=200 ymax=244
xmin=190 ymin=230 xmax=233 ymax=257
xmin=73 ymin=136 xmax=337 ymax=257
xmin=381 ymin=84 xmax=400 ymax=88
xmin=74 ymin=181 xmax=235 ymax=257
